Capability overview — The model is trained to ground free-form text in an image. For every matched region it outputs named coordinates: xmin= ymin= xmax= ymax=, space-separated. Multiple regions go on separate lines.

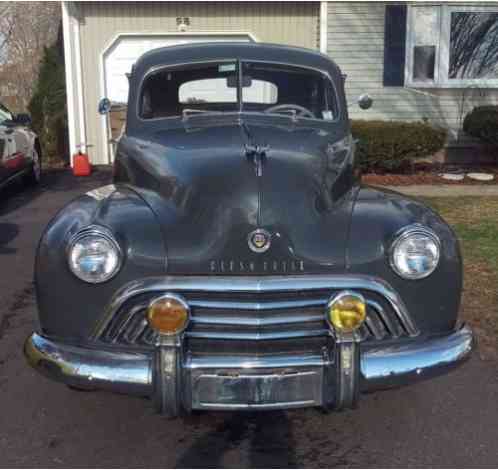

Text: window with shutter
xmin=406 ymin=5 xmax=498 ymax=87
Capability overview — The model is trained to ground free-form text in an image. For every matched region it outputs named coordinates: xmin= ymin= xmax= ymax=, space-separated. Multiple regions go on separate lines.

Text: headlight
xmin=389 ymin=225 xmax=440 ymax=280
xmin=68 ymin=226 xmax=122 ymax=283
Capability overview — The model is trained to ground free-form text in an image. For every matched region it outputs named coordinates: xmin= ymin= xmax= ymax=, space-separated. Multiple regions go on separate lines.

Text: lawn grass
xmin=424 ymin=197 xmax=498 ymax=359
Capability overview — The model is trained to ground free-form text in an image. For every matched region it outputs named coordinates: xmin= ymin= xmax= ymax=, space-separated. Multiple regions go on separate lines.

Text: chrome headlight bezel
xmin=389 ymin=225 xmax=441 ymax=280
xmin=67 ymin=226 xmax=123 ymax=284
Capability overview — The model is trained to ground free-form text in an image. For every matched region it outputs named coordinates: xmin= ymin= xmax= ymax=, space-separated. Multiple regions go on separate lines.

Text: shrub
xmin=28 ymin=29 xmax=68 ymax=165
xmin=351 ymin=120 xmax=447 ymax=173
xmin=463 ymin=106 xmax=498 ymax=146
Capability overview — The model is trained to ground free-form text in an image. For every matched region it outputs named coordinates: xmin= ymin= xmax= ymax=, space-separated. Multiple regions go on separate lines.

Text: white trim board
xmin=320 ymin=2 xmax=328 ymax=54
xmin=61 ymin=2 xmax=77 ymax=165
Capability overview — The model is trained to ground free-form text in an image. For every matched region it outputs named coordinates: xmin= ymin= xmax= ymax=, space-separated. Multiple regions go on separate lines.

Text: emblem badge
xmin=248 ymin=229 xmax=271 ymax=253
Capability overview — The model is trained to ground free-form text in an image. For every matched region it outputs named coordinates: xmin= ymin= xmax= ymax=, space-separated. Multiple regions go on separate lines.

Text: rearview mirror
xmin=227 ymin=75 xmax=252 ymax=88
xmin=98 ymin=98 xmax=112 ymax=115
xmin=358 ymin=94 xmax=373 ymax=110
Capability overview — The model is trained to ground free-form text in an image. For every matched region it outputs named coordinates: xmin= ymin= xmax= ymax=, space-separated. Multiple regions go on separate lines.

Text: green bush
xmin=351 ymin=120 xmax=447 ymax=173
xmin=463 ymin=106 xmax=498 ymax=146
xmin=28 ymin=31 xmax=68 ymax=165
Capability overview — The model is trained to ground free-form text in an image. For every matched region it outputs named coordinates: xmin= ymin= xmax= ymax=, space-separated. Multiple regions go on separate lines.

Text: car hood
xmin=118 ymin=116 xmax=357 ymax=274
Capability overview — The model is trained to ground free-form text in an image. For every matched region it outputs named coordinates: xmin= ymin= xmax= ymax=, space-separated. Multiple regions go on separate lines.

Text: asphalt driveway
xmin=0 ymin=169 xmax=497 ymax=468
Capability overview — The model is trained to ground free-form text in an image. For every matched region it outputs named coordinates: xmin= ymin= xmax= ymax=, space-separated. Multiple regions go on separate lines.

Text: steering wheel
xmin=265 ymin=104 xmax=315 ymax=119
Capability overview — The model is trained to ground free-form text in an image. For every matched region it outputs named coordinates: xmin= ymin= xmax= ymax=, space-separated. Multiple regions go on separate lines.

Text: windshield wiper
xmin=182 ymin=109 xmax=224 ymax=122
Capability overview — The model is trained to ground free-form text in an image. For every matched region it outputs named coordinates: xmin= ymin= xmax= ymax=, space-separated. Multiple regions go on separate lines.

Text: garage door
xmin=104 ymin=34 xmax=253 ymax=104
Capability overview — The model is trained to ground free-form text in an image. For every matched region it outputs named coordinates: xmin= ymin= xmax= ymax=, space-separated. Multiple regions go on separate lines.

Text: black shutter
xmin=383 ymin=5 xmax=407 ymax=87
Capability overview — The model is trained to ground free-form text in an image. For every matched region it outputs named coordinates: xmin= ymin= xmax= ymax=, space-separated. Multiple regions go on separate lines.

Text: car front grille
xmin=93 ymin=277 xmax=419 ymax=351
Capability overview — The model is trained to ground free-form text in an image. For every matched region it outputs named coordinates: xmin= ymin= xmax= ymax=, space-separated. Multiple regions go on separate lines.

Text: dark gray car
xmin=25 ymin=43 xmax=473 ymax=417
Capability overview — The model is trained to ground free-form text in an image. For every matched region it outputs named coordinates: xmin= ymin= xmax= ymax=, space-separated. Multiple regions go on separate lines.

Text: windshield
xmin=139 ymin=60 xmax=338 ymax=122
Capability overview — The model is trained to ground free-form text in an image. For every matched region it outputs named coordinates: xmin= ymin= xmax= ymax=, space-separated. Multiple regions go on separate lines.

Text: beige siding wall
xmin=75 ymin=1 xmax=319 ymax=164
xmin=326 ymin=2 xmax=498 ymax=134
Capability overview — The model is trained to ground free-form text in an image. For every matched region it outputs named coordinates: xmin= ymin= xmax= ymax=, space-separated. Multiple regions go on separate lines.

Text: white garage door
xmin=104 ymin=34 xmax=253 ymax=104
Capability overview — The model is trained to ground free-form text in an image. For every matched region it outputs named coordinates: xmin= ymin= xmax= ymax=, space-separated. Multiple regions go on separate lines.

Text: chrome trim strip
xmin=190 ymin=313 xmax=324 ymax=326
xmin=368 ymin=299 xmax=401 ymax=338
xmin=186 ymin=328 xmax=328 ymax=341
xmin=92 ymin=274 xmax=419 ymax=339
xmin=189 ymin=298 xmax=328 ymax=310
xmin=185 ymin=353 xmax=328 ymax=370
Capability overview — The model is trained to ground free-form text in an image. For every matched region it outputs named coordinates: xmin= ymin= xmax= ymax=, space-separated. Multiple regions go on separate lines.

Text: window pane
xmin=413 ymin=7 xmax=440 ymax=45
xmin=411 ymin=7 xmax=440 ymax=81
xmin=413 ymin=46 xmax=436 ymax=80
xmin=449 ymin=11 xmax=498 ymax=79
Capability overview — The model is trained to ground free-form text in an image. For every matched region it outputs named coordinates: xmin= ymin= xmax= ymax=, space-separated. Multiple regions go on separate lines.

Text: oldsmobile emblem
xmin=248 ymin=229 xmax=271 ymax=253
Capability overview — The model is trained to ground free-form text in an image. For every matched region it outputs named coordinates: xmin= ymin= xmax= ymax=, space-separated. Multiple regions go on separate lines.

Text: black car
xmin=25 ymin=43 xmax=473 ymax=416
xmin=0 ymin=102 xmax=40 ymax=189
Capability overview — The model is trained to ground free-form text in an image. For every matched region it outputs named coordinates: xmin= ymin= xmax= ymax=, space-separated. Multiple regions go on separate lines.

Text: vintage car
xmin=0 ymin=102 xmax=41 ymax=189
xmin=25 ymin=43 xmax=474 ymax=416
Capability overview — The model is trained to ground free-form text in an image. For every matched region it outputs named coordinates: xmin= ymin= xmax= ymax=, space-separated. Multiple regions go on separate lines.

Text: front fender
xmin=347 ymin=186 xmax=462 ymax=334
xmin=35 ymin=185 xmax=166 ymax=340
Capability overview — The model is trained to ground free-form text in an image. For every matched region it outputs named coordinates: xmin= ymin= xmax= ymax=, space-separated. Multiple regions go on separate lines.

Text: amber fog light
xmin=327 ymin=291 xmax=366 ymax=333
xmin=147 ymin=294 xmax=190 ymax=335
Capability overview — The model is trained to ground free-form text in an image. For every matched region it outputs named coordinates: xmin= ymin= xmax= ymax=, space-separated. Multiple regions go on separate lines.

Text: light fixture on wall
xmin=176 ymin=17 xmax=190 ymax=32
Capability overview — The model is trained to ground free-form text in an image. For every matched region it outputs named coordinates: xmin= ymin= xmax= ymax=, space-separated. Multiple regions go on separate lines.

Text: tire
xmin=24 ymin=145 xmax=41 ymax=185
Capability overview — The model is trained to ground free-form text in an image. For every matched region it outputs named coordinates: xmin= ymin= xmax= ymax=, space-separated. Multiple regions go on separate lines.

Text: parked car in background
xmin=0 ymin=102 xmax=41 ymax=189
xmin=25 ymin=43 xmax=474 ymax=417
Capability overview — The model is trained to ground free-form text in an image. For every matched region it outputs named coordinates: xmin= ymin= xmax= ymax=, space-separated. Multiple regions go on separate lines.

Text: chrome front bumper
xmin=25 ymin=325 xmax=474 ymax=414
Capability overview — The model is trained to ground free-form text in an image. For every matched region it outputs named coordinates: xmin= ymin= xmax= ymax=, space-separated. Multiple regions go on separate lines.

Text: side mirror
xmin=15 ymin=113 xmax=32 ymax=126
xmin=358 ymin=94 xmax=373 ymax=110
xmin=98 ymin=98 xmax=112 ymax=115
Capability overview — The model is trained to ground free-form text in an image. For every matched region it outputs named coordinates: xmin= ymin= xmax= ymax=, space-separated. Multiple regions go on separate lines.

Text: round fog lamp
xmin=327 ymin=291 xmax=366 ymax=333
xmin=147 ymin=294 xmax=190 ymax=336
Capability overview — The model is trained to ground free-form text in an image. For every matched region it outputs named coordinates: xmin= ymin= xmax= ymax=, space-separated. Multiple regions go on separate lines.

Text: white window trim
xmin=406 ymin=4 xmax=498 ymax=88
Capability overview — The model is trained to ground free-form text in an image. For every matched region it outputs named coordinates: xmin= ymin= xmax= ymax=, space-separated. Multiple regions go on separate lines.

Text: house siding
xmin=74 ymin=1 xmax=320 ymax=164
xmin=326 ymin=2 xmax=498 ymax=134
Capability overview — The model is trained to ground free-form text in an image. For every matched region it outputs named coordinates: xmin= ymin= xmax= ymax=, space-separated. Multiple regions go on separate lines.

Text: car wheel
xmin=24 ymin=146 xmax=41 ymax=185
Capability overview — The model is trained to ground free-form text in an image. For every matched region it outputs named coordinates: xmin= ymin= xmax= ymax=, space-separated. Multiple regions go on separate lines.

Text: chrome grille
xmin=95 ymin=279 xmax=419 ymax=348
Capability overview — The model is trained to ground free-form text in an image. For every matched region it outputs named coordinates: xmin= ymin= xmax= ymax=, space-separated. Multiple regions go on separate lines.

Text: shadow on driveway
xmin=176 ymin=411 xmax=297 ymax=468
xmin=0 ymin=167 xmax=112 ymax=217
xmin=0 ymin=222 xmax=19 ymax=254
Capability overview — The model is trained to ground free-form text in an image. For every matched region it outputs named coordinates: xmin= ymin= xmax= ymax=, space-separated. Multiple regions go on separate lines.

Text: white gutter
xmin=320 ymin=1 xmax=328 ymax=54
xmin=73 ymin=4 xmax=86 ymax=155
xmin=61 ymin=1 xmax=76 ymax=165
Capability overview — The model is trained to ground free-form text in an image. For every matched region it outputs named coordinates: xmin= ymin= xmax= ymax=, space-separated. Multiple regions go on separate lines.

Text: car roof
xmin=133 ymin=42 xmax=342 ymax=80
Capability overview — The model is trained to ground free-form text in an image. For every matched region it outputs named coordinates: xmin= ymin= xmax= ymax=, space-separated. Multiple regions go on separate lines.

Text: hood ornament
xmin=245 ymin=144 xmax=269 ymax=177
xmin=248 ymin=229 xmax=271 ymax=253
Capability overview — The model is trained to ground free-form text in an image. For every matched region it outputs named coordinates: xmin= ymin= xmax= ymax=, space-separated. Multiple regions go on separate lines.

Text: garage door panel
xmin=104 ymin=35 xmax=252 ymax=104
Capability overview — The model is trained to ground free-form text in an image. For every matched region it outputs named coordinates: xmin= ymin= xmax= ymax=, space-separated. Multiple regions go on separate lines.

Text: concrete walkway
xmin=383 ymin=185 xmax=498 ymax=197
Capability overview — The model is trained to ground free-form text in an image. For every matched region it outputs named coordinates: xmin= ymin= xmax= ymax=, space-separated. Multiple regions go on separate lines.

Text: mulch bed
xmin=363 ymin=168 xmax=498 ymax=186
